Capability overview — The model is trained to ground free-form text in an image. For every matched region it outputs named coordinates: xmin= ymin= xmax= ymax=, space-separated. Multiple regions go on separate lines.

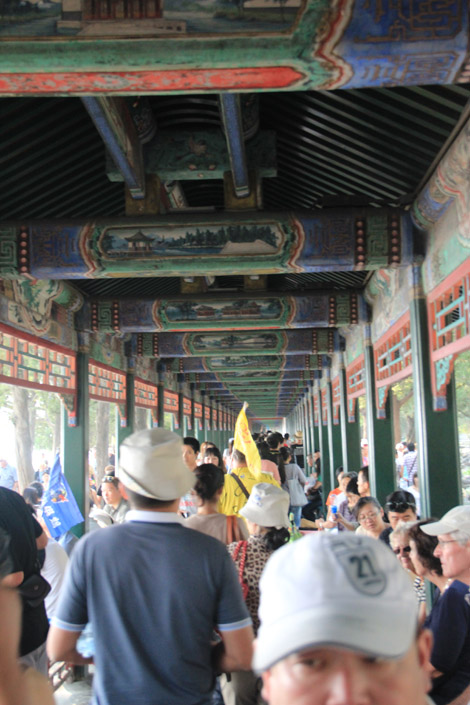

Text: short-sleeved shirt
xmin=53 ymin=511 xmax=251 ymax=705
xmin=218 ymin=467 xmax=279 ymax=517
xmin=425 ymin=580 xmax=470 ymax=705
xmin=103 ymin=498 xmax=129 ymax=524
xmin=0 ymin=488 xmax=49 ymax=655
xmin=0 ymin=463 xmax=17 ymax=489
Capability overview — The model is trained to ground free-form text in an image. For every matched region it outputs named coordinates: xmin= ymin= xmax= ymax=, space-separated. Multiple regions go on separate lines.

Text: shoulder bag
xmin=231 ymin=540 xmax=249 ymax=600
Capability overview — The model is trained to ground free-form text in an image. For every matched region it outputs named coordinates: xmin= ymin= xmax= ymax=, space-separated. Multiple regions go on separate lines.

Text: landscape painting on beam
xmin=184 ymin=331 xmax=287 ymax=356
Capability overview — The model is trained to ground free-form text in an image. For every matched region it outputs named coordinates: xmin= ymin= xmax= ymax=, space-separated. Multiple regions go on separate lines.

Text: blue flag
xmin=41 ymin=454 xmax=84 ymax=538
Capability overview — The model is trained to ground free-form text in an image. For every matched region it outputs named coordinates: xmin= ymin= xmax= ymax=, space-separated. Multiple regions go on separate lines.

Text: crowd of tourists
xmin=1 ymin=426 xmax=470 ymax=705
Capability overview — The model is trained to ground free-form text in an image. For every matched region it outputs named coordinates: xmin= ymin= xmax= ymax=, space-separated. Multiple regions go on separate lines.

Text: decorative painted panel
xmin=212 ymin=407 xmax=218 ymax=429
xmin=367 ymin=268 xmax=411 ymax=343
xmin=374 ymin=313 xmax=412 ymax=418
xmin=10 ymin=211 xmax=411 ymax=281
xmin=134 ymin=378 xmax=158 ymax=426
xmin=156 ymin=328 xmax=342 ymax=357
xmin=428 ymin=258 xmax=470 ymax=410
xmin=332 ymin=375 xmax=340 ymax=425
xmin=205 ymin=405 xmax=211 ymax=431
xmin=0 ymin=1 xmax=466 ymax=94
xmin=0 ymin=322 xmax=77 ymax=425
xmin=163 ymin=389 xmax=178 ymax=413
xmin=346 ymin=354 xmax=365 ymax=422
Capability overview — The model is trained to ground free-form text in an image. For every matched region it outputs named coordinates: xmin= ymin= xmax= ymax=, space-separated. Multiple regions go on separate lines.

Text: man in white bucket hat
xmin=48 ymin=429 xmax=253 ymax=705
xmin=254 ymin=532 xmax=432 ymax=705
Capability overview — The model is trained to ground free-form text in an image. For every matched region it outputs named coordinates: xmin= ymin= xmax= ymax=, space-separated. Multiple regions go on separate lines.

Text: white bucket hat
xmin=253 ymin=532 xmax=419 ymax=674
xmin=240 ymin=483 xmax=290 ymax=528
xmin=117 ymin=429 xmax=195 ymax=501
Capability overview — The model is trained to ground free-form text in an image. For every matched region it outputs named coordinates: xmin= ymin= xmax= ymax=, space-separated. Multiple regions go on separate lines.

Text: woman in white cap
xmin=221 ymin=483 xmax=290 ymax=705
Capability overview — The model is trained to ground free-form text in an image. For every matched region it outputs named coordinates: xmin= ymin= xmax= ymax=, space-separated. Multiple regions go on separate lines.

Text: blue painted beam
xmin=82 ymin=97 xmax=146 ymax=200
xmin=219 ymin=93 xmax=249 ymax=199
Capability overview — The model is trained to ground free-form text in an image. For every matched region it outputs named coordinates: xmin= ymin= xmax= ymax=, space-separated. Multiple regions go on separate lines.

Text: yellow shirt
xmin=218 ymin=466 xmax=280 ymax=517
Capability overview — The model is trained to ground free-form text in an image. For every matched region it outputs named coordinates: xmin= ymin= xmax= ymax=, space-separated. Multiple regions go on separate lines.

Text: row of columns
xmin=62 ymin=356 xmax=233 ymax=535
xmin=288 ymin=265 xmax=461 ymax=519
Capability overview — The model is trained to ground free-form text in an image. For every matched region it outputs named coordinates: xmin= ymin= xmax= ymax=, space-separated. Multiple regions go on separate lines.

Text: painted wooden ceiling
xmin=1 ymin=84 xmax=470 ymax=418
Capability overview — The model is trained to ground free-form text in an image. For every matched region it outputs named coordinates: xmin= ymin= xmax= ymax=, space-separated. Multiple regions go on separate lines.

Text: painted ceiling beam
xmin=161 ymin=354 xmax=329 ymax=374
xmin=81 ymin=291 xmax=366 ymax=333
xmin=135 ymin=329 xmax=343 ymax=357
xmin=1 ymin=1 xmax=467 ymax=95
xmin=219 ymin=94 xmax=249 ymax=199
xmin=82 ymin=97 xmax=145 ymax=199
xmin=2 ymin=209 xmax=412 ymax=279
xmin=412 ymin=110 xmax=470 ymax=231
xmin=107 ymin=130 xmax=275 ymax=184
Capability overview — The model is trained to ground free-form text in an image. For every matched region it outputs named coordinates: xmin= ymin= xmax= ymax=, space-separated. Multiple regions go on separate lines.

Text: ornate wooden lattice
xmin=194 ymin=401 xmax=203 ymax=431
xmin=183 ymin=396 xmax=192 ymax=430
xmin=134 ymin=378 xmax=158 ymax=427
xmin=346 ymin=354 xmax=365 ymax=422
xmin=313 ymin=393 xmax=320 ymax=427
xmin=428 ymin=259 xmax=470 ymax=411
xmin=0 ymin=323 xmax=77 ymax=425
xmin=89 ymin=360 xmax=127 ymax=426
xmin=320 ymin=387 xmax=328 ymax=426
xmin=212 ymin=407 xmax=218 ymax=430
xmin=373 ymin=313 xmax=412 ymax=418
xmin=205 ymin=405 xmax=211 ymax=431
xmin=331 ymin=375 xmax=340 ymax=425
xmin=163 ymin=389 xmax=179 ymax=428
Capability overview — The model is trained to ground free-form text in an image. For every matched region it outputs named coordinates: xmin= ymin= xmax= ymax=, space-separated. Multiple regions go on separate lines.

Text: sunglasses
xmin=386 ymin=501 xmax=416 ymax=513
xmin=393 ymin=546 xmax=411 ymax=555
xmin=102 ymin=476 xmax=117 ymax=484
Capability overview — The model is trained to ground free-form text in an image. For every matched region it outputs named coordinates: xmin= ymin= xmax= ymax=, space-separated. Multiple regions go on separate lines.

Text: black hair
xmin=354 ymin=495 xmax=382 ymax=519
xmin=358 ymin=465 xmax=369 ymax=482
xmin=262 ymin=527 xmax=290 ymax=552
xmin=203 ymin=446 xmax=223 ymax=468
xmin=279 ymin=446 xmax=291 ymax=463
xmin=335 ymin=466 xmax=344 ymax=480
xmin=284 ymin=433 xmax=290 ymax=440
xmin=183 ymin=436 xmax=200 ymax=453
xmin=125 ymin=488 xmax=179 ymax=509
xmin=29 ymin=481 xmax=44 ymax=499
xmin=266 ymin=433 xmax=280 ymax=450
xmin=193 ymin=463 xmax=224 ymax=502
xmin=407 ymin=442 xmax=415 ymax=452
xmin=408 ymin=519 xmax=443 ymax=576
xmin=346 ymin=477 xmax=359 ymax=495
xmin=384 ymin=489 xmax=416 ymax=507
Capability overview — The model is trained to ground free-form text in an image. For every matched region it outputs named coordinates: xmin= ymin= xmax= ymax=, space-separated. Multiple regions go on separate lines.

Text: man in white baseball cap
xmin=421 ymin=505 xmax=470 ymax=584
xmin=48 ymin=429 xmax=253 ymax=705
xmin=254 ymin=532 xmax=432 ymax=705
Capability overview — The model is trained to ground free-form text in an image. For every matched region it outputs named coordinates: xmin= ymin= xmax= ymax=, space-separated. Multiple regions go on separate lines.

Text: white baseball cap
xmin=420 ymin=506 xmax=470 ymax=537
xmin=253 ymin=532 xmax=418 ymax=673
xmin=240 ymin=483 xmax=290 ymax=529
xmin=118 ymin=429 xmax=195 ymax=501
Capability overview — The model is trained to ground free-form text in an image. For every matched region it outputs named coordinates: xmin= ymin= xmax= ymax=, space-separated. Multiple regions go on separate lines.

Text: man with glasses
xmin=380 ymin=489 xmax=418 ymax=546
xmin=254 ymin=532 xmax=432 ymax=705
xmin=422 ymin=506 xmax=470 ymax=585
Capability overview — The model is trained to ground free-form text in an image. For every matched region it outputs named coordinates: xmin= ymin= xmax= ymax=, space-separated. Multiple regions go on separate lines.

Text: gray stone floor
xmin=54 ymin=677 xmax=93 ymax=705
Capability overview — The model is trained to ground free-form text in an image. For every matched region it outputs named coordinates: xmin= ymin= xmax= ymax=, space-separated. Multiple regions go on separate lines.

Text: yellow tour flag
xmin=233 ymin=402 xmax=262 ymax=477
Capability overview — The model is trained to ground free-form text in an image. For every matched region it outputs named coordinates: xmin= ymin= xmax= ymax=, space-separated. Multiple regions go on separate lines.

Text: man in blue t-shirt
xmin=47 ymin=429 xmax=253 ymax=705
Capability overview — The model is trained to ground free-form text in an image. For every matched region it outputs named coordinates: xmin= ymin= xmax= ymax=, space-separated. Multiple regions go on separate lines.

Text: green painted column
xmin=190 ymin=384 xmax=199 ymax=442
xmin=339 ymin=363 xmax=362 ymax=474
xmin=316 ymin=383 xmax=331 ymax=501
xmin=304 ymin=392 xmax=312 ymax=459
xmin=116 ymin=371 xmax=135 ymax=462
xmin=363 ymin=326 xmax=395 ymax=504
xmin=324 ymin=371 xmax=337 ymax=491
xmin=409 ymin=264 xmax=460 ymax=518
xmin=176 ymin=383 xmax=184 ymax=438
xmin=61 ymin=349 xmax=89 ymax=536
xmin=157 ymin=378 xmax=165 ymax=428
xmin=310 ymin=387 xmax=320 ymax=456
